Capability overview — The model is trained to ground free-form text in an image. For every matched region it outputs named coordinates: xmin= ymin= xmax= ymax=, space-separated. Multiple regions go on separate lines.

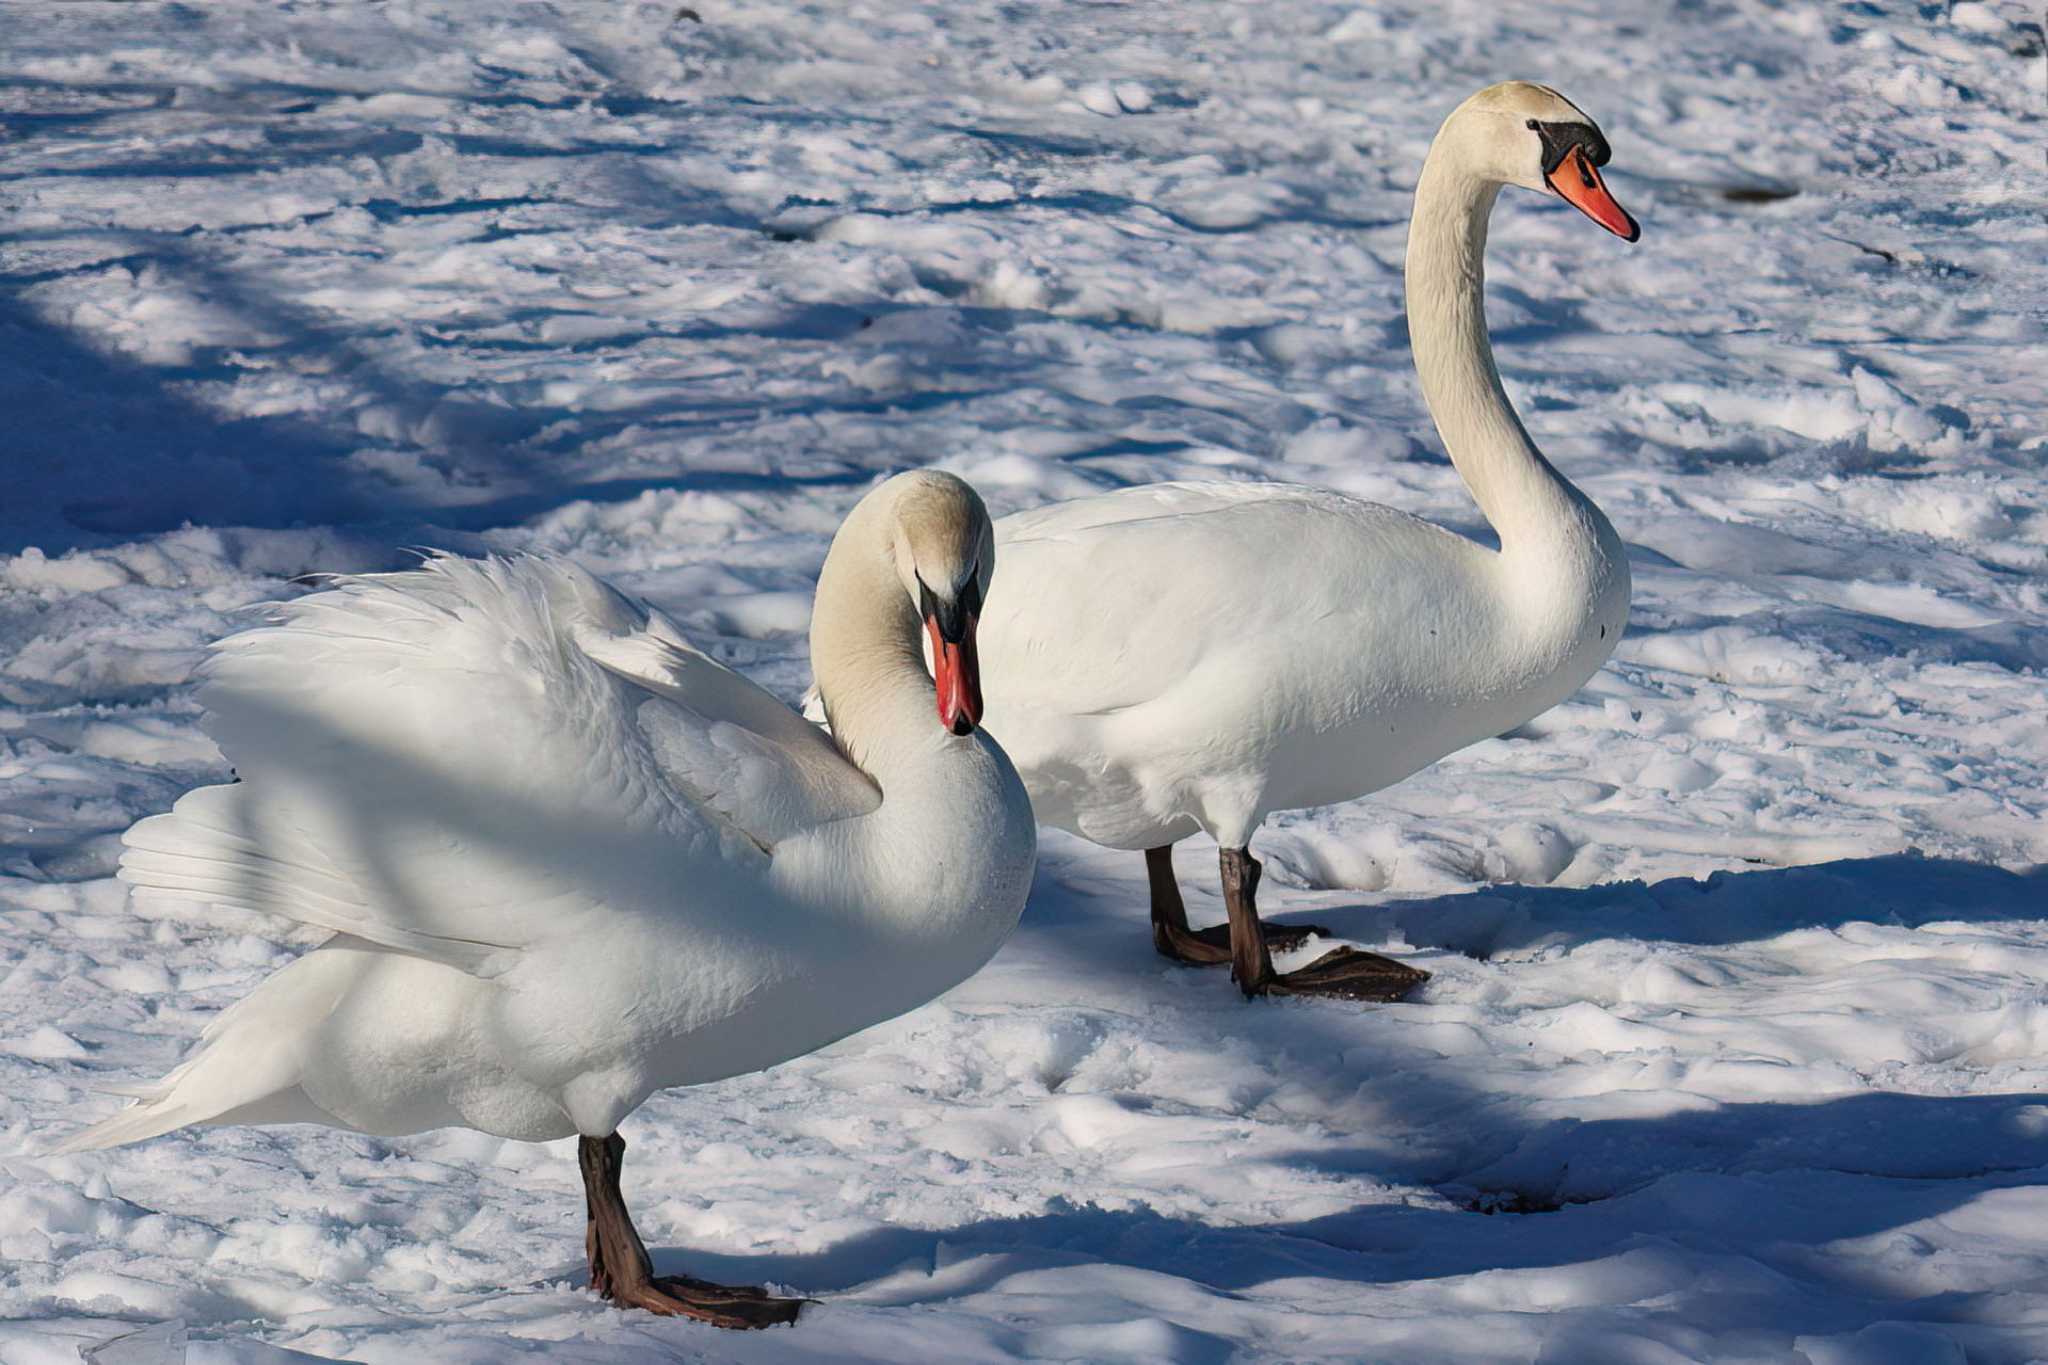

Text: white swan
xmin=58 ymin=470 xmax=1036 ymax=1328
xmin=973 ymin=82 xmax=1639 ymax=1000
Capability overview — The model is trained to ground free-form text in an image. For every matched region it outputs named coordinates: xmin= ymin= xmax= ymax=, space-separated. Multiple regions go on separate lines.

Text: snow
xmin=3 ymin=0 xmax=2045 ymax=1360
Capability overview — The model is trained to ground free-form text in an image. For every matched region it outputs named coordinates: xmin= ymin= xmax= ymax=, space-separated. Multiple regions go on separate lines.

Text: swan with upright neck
xmin=970 ymin=82 xmax=1639 ymax=1000
xmin=58 ymin=470 xmax=1035 ymax=1327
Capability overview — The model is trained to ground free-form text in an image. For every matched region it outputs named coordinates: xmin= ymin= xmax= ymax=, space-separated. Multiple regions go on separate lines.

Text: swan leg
xmin=1150 ymin=844 xmax=1328 ymax=964
xmin=1149 ymin=844 xmax=1229 ymax=965
xmin=1219 ymin=846 xmax=1278 ymax=993
xmin=1219 ymin=847 xmax=1429 ymax=1003
xmin=580 ymin=1132 xmax=805 ymax=1328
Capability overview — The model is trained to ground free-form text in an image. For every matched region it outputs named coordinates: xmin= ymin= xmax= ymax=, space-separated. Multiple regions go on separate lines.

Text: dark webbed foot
xmin=1264 ymin=946 xmax=1429 ymax=1002
xmin=1154 ymin=917 xmax=1234 ymax=966
xmin=1148 ymin=843 xmax=1334 ymax=964
xmin=1216 ymin=845 xmax=1428 ymax=1003
xmin=581 ymin=1132 xmax=809 ymax=1329
xmin=601 ymin=1273 xmax=805 ymax=1328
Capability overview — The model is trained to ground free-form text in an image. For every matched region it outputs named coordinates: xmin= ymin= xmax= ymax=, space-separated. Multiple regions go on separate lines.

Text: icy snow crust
xmin=3 ymin=0 xmax=2046 ymax=1360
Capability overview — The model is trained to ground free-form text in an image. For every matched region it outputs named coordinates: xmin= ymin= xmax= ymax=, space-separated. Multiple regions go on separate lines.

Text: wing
xmin=118 ymin=555 xmax=874 ymax=976
xmin=797 ymin=483 xmax=1367 ymax=726
xmin=995 ymin=479 xmax=1309 ymax=541
xmin=985 ymin=481 xmax=1483 ymax=720
xmin=989 ymin=484 xmax=1340 ymax=718
xmin=569 ymin=575 xmax=879 ymax=847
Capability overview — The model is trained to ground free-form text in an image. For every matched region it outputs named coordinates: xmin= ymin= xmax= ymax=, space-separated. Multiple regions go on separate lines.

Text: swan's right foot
xmin=1218 ymin=844 xmax=1279 ymax=993
xmin=600 ymin=1273 xmax=804 ymax=1329
xmin=1265 ymin=946 xmax=1430 ymax=1003
xmin=580 ymin=1131 xmax=808 ymax=1329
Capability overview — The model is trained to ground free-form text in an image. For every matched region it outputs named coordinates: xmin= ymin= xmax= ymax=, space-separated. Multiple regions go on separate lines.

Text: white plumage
xmin=63 ymin=472 xmax=1036 ymax=1157
xmin=962 ymin=83 xmax=1639 ymax=998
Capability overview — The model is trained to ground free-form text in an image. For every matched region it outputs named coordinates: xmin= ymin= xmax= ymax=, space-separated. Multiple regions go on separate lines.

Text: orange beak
xmin=1548 ymin=146 xmax=1639 ymax=242
xmin=926 ymin=612 xmax=982 ymax=736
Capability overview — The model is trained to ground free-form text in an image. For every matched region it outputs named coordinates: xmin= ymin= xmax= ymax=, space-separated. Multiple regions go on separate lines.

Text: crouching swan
xmin=59 ymin=470 xmax=1036 ymax=1328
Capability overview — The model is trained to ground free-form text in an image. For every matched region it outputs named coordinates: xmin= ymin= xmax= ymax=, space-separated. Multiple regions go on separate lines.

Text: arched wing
xmin=119 ymin=555 xmax=874 ymax=976
xmin=571 ymin=579 xmax=880 ymax=848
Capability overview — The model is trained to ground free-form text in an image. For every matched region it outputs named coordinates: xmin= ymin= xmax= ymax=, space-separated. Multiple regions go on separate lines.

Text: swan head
xmin=1448 ymin=81 xmax=1640 ymax=242
xmin=885 ymin=470 xmax=995 ymax=737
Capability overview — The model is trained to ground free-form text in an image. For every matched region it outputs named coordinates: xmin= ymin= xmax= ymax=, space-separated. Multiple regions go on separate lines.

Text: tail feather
xmin=52 ymin=1095 xmax=210 ymax=1154
xmin=53 ymin=950 xmax=351 ymax=1153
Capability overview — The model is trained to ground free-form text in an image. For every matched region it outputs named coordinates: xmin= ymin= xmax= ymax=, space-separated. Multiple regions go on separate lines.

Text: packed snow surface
xmin=4 ymin=0 xmax=2046 ymax=1360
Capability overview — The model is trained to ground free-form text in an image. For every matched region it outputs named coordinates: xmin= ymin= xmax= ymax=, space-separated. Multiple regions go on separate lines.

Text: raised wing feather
xmin=119 ymin=555 xmax=873 ymax=975
xmin=576 ymin=619 xmax=878 ymax=850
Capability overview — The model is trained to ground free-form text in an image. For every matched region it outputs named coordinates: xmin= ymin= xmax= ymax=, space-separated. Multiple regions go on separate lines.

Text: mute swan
xmin=58 ymin=470 xmax=1036 ymax=1328
xmin=974 ymin=82 xmax=1639 ymax=1001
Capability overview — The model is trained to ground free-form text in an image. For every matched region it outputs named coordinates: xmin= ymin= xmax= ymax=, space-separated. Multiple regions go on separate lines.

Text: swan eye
xmin=919 ymin=567 xmax=981 ymax=607
xmin=917 ymin=571 xmax=977 ymax=645
xmin=1529 ymin=119 xmax=1612 ymax=175
xmin=1526 ymin=118 xmax=1539 ymax=130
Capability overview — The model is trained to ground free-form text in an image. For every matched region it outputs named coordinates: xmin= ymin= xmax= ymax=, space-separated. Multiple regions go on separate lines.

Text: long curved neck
xmin=799 ymin=483 xmax=1031 ymax=971
xmin=809 ymin=490 xmax=936 ymax=781
xmin=1405 ymin=149 xmax=1586 ymax=558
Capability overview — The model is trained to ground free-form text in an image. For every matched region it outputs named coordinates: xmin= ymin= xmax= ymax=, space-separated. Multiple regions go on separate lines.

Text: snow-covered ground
xmin=4 ymin=1 xmax=2046 ymax=1360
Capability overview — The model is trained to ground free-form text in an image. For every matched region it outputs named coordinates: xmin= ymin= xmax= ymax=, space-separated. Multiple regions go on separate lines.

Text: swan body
xmin=986 ymin=479 xmax=1624 ymax=850
xmin=61 ymin=471 xmax=1032 ymax=1324
xmin=971 ymin=83 xmax=1639 ymax=998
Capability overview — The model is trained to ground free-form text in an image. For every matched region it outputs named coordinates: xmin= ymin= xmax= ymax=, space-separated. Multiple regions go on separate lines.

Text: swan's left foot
xmin=1266 ymin=946 xmax=1429 ymax=1003
xmin=580 ymin=1132 xmax=810 ymax=1329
